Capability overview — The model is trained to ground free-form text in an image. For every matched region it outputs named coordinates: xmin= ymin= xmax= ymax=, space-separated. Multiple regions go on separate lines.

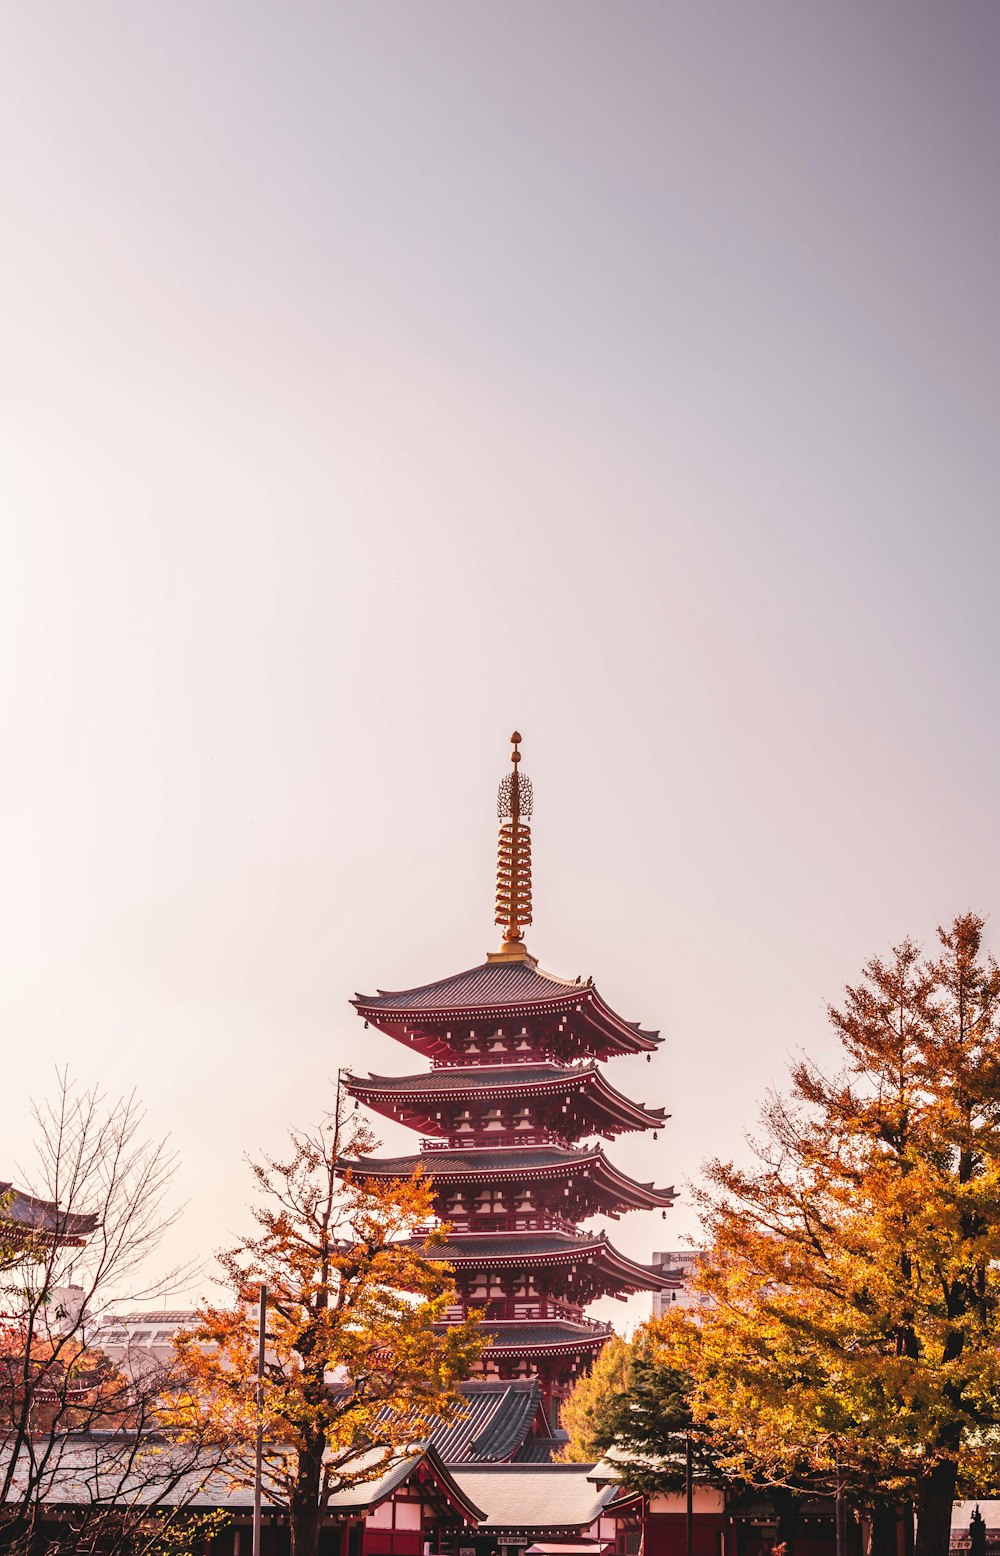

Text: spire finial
xmin=490 ymin=731 xmax=534 ymax=963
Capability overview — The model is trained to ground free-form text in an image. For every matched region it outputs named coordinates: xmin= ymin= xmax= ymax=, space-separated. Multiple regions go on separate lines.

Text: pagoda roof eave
xmin=0 ymin=1182 xmax=98 ymax=1246
xmin=412 ymin=1231 xmax=678 ymax=1291
xmin=470 ymin=1321 xmax=614 ymax=1357
xmin=351 ymin=961 xmax=661 ymax=1053
xmin=345 ymin=1063 xmax=667 ymax=1134
xmin=339 ymin=1147 xmax=675 ymax=1210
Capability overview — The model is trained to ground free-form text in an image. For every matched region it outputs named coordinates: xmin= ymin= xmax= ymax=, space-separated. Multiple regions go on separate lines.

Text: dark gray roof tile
xmin=340 ymin=1146 xmax=674 ymax=1208
xmin=353 ymin=961 xmax=660 ymax=1050
xmin=475 ymin=1321 xmax=613 ymax=1354
xmin=449 ymin=1465 xmax=617 ymax=1532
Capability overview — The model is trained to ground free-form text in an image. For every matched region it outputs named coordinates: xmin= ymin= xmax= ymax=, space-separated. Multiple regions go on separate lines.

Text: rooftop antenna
xmin=489 ymin=731 xmax=535 ymax=964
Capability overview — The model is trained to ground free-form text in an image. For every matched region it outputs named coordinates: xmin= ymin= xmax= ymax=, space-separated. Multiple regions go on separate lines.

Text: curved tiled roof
xmin=450 ymin=1463 xmax=619 ymax=1532
xmin=416 ymin=1229 xmax=674 ymax=1290
xmin=409 ymin=1380 xmax=546 ymax=1465
xmin=356 ymin=961 xmax=582 ymax=1011
xmin=470 ymin=1381 xmax=544 ymax=1462
xmin=0 ymin=1182 xmax=97 ymax=1243
xmin=346 ymin=1064 xmax=666 ymax=1132
xmin=476 ymin=1321 xmax=613 ymax=1356
xmin=353 ymin=960 xmax=660 ymax=1052
xmin=340 ymin=1145 xmax=674 ymax=1209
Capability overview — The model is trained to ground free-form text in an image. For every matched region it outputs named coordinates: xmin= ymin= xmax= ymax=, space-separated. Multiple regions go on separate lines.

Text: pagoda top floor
xmin=344 ymin=1061 xmax=668 ymax=1146
xmin=353 ymin=957 xmax=660 ymax=1066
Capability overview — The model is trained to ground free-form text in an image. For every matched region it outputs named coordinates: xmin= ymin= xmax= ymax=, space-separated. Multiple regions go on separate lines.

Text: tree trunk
xmin=290 ymin=1503 xmax=322 ymax=1556
xmin=869 ymin=1502 xmax=899 ymax=1556
xmin=772 ymin=1488 xmax=798 ymax=1556
xmin=914 ymin=1461 xmax=958 ymax=1556
xmin=290 ymin=1448 xmax=324 ymax=1556
xmin=902 ymin=1500 xmax=915 ymax=1556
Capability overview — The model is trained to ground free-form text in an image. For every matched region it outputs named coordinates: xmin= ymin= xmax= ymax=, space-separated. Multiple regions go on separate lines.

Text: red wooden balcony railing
xmin=444 ymin=1212 xmax=580 ymax=1234
xmin=438 ymin=1301 xmax=610 ymax=1329
xmin=419 ymin=1130 xmax=575 ymax=1150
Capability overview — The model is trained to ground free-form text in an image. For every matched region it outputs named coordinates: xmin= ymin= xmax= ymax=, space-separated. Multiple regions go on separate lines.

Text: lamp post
xmin=835 ymin=1474 xmax=847 ymax=1556
xmin=686 ymin=1430 xmax=694 ymax=1556
xmin=834 ymin=1446 xmax=847 ymax=1556
xmin=251 ymin=1283 xmax=267 ymax=1556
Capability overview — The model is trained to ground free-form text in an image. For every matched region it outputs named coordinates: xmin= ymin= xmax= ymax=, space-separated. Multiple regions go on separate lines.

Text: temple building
xmin=0 ymin=1182 xmax=96 ymax=1253
xmin=345 ymin=733 xmax=675 ymax=1435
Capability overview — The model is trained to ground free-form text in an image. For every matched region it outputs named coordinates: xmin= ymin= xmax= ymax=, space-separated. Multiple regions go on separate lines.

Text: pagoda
xmin=345 ymin=734 xmax=674 ymax=1427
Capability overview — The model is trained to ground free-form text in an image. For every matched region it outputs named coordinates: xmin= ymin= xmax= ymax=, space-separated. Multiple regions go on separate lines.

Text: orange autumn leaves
xmin=161 ymin=1113 xmax=480 ymax=1554
xmin=654 ymin=916 xmax=1000 ymax=1556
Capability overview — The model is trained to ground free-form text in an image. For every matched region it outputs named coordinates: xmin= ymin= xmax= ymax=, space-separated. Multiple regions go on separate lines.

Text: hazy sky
xmin=3 ymin=3 xmax=999 ymax=1320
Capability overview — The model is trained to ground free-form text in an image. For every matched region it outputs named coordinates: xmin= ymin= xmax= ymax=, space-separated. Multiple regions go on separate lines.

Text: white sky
xmin=2 ymin=2 xmax=999 ymax=1324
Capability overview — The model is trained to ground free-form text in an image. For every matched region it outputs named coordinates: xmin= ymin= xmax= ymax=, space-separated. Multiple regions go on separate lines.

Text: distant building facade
xmin=650 ymin=1250 xmax=714 ymax=1318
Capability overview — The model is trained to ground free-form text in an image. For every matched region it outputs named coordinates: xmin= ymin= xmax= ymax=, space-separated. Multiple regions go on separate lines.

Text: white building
xmin=649 ymin=1250 xmax=714 ymax=1317
xmin=90 ymin=1309 xmax=199 ymax=1381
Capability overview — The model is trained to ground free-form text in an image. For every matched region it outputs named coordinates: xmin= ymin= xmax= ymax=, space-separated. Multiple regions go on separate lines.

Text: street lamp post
xmin=251 ymin=1283 xmax=267 ymax=1556
xmin=835 ymin=1451 xmax=847 ymax=1556
xmin=686 ymin=1431 xmax=694 ymax=1556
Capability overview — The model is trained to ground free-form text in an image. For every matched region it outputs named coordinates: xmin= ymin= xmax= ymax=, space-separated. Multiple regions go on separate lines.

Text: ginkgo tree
xmin=660 ymin=913 xmax=1000 ymax=1556
xmin=165 ymin=1101 xmax=481 ymax=1556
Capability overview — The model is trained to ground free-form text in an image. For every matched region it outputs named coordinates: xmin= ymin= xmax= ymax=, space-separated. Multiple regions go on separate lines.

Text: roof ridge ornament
xmin=488 ymin=731 xmax=537 ymax=965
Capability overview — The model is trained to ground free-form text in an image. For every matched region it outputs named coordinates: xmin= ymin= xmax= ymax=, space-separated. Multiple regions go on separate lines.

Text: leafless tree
xmin=0 ymin=1072 xmax=228 ymax=1555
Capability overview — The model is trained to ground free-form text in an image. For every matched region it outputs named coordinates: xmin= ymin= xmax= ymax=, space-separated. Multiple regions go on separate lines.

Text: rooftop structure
xmin=345 ymin=734 xmax=676 ymax=1431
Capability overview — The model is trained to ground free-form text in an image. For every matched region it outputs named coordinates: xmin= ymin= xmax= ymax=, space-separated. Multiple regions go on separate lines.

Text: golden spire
xmin=489 ymin=731 xmax=535 ymax=964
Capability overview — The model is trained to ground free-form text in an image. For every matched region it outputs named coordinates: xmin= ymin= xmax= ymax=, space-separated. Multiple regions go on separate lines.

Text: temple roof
xmin=0 ymin=1439 xmax=483 ymax=1524
xmin=0 ymin=1182 xmax=97 ymax=1246
xmin=415 ymin=1229 xmax=675 ymax=1291
xmin=353 ymin=960 xmax=660 ymax=1055
xmin=346 ymin=1063 xmax=667 ymax=1136
xmin=428 ymin=1380 xmax=547 ymax=1465
xmin=450 ymin=1463 xmax=621 ymax=1533
xmin=341 ymin=1145 xmax=674 ymax=1210
xmin=357 ymin=960 xmax=582 ymax=1013
xmin=323 ymin=1446 xmax=483 ymax=1519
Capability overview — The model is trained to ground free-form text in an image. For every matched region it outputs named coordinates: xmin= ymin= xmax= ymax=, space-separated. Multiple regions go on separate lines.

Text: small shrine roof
xmin=353 ymin=960 xmax=660 ymax=1052
xmin=341 ymin=1145 xmax=674 ymax=1207
xmin=0 ymin=1439 xmax=482 ymax=1524
xmin=450 ymin=1463 xmax=619 ymax=1533
xmin=322 ymin=1449 xmax=441 ymax=1514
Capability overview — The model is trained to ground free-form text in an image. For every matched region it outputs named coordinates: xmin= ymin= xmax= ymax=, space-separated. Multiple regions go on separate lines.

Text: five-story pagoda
xmin=345 ymin=734 xmax=674 ymax=1424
